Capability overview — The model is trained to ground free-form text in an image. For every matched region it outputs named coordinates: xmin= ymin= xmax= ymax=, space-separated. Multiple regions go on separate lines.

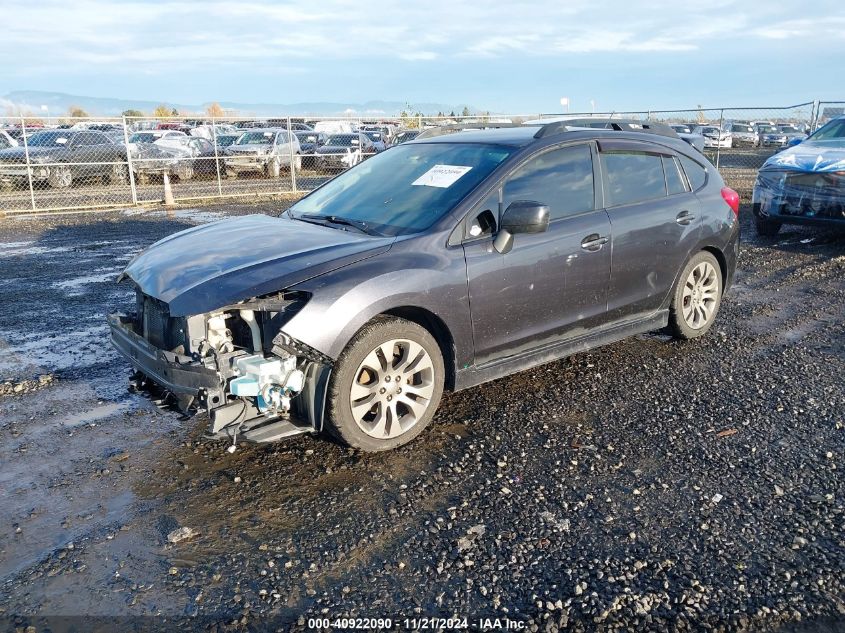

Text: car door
xmin=598 ymin=140 xmax=702 ymax=323
xmin=463 ymin=143 xmax=612 ymax=365
xmin=66 ymin=132 xmax=100 ymax=178
xmin=193 ymin=138 xmax=216 ymax=173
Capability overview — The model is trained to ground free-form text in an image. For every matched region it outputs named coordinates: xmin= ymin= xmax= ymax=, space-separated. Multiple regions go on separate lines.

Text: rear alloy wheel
xmin=669 ymin=251 xmax=723 ymax=340
xmin=326 ymin=317 xmax=444 ymax=451
xmin=754 ymin=214 xmax=781 ymax=236
xmin=47 ymin=165 xmax=72 ymax=189
xmin=109 ymin=163 xmax=129 ymax=185
xmin=174 ymin=164 xmax=194 ymax=181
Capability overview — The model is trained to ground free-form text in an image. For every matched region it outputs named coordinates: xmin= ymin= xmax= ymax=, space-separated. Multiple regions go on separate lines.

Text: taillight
xmin=721 ymin=187 xmax=740 ymax=217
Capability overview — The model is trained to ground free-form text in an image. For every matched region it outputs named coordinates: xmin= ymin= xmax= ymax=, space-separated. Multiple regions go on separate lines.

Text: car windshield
xmin=325 ymin=135 xmax=361 ymax=147
xmin=364 ymin=132 xmax=382 ymax=141
xmin=759 ymin=126 xmax=778 ymax=133
xmin=393 ymin=131 xmax=419 ymax=144
xmin=702 ymin=128 xmax=720 ymax=134
xmin=26 ymin=131 xmax=74 ymax=147
xmin=672 ymin=126 xmax=690 ymax=133
xmin=732 ymin=124 xmax=753 ymax=133
xmin=217 ymin=135 xmax=239 ymax=147
xmin=237 ymin=131 xmax=275 ymax=145
xmin=289 ymin=142 xmax=513 ymax=236
xmin=778 ymin=126 xmax=799 ymax=133
xmin=129 ymin=132 xmax=162 ymax=143
xmin=810 ymin=119 xmax=845 ymax=140
xmin=296 ymin=132 xmax=318 ymax=143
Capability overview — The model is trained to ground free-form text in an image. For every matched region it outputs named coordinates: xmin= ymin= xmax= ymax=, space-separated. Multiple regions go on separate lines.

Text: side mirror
xmin=787 ymin=137 xmax=803 ymax=148
xmin=493 ymin=200 xmax=550 ymax=254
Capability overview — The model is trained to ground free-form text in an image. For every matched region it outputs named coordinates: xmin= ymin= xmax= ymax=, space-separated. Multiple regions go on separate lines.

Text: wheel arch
xmin=701 ymin=245 xmax=728 ymax=288
xmin=379 ymin=306 xmax=456 ymax=392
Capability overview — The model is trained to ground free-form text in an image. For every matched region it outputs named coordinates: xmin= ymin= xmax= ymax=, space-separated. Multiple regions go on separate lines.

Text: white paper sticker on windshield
xmin=55 ymin=137 xmax=68 ymax=145
xmin=412 ymin=164 xmax=472 ymax=188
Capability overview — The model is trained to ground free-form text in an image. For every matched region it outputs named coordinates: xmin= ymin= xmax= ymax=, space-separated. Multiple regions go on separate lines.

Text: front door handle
xmin=581 ymin=233 xmax=609 ymax=251
xmin=676 ymin=210 xmax=696 ymax=226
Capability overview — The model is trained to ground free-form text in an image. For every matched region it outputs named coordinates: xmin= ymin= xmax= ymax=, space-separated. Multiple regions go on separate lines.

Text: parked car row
xmin=0 ymin=124 xmax=421 ymax=189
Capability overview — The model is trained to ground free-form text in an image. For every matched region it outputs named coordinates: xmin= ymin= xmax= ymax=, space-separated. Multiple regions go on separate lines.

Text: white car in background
xmin=693 ymin=125 xmax=733 ymax=149
xmin=726 ymin=122 xmax=757 ymax=147
xmin=313 ymin=120 xmax=355 ymax=135
xmin=224 ymin=129 xmax=302 ymax=177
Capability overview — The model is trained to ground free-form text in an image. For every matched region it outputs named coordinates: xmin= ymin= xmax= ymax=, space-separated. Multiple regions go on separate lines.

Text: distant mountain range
xmin=2 ymin=90 xmax=481 ymax=118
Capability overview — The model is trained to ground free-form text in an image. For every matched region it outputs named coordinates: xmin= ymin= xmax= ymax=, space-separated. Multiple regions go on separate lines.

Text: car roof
xmin=413 ymin=126 xmax=540 ymax=146
xmin=409 ymin=125 xmax=694 ymax=153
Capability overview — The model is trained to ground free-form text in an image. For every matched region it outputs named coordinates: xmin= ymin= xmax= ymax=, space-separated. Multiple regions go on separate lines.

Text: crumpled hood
xmin=0 ymin=146 xmax=61 ymax=163
xmin=122 ymin=214 xmax=393 ymax=316
xmin=762 ymin=139 xmax=845 ymax=172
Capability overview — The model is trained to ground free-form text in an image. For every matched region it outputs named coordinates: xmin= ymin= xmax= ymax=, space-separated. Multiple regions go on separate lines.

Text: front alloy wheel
xmin=47 ymin=165 xmax=72 ymax=189
xmin=351 ymin=339 xmax=436 ymax=439
xmin=326 ymin=316 xmax=444 ymax=451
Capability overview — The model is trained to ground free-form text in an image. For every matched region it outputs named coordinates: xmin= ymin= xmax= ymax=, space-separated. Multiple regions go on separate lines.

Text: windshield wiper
xmin=297 ymin=213 xmax=382 ymax=236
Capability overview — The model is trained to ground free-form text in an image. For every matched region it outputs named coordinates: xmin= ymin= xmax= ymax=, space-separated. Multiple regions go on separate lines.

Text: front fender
xmin=280 ymin=244 xmax=472 ymax=368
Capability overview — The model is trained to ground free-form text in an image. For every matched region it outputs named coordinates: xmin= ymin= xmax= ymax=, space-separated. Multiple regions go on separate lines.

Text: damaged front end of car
xmin=108 ymin=287 xmax=332 ymax=446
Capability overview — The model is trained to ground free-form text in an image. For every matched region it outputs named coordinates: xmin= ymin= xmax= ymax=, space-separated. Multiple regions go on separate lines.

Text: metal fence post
xmin=122 ymin=116 xmax=138 ymax=206
xmin=211 ymin=115 xmax=223 ymax=197
xmin=287 ymin=116 xmax=297 ymax=194
xmin=19 ymin=115 xmax=36 ymax=212
xmin=716 ymin=109 xmax=724 ymax=169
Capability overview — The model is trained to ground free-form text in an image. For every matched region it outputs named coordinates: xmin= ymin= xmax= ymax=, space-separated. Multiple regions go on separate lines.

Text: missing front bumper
xmin=108 ymin=313 xmax=219 ymax=395
xmin=108 ymin=312 xmax=332 ymax=442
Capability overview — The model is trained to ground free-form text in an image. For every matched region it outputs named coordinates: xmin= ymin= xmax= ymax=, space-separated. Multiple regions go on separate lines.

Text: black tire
xmin=668 ymin=251 xmax=723 ymax=340
xmin=325 ymin=316 xmax=445 ymax=452
xmin=754 ymin=214 xmax=781 ymax=236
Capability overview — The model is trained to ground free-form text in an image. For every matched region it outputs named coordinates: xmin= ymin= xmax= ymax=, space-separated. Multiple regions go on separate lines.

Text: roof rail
xmin=534 ymin=118 xmax=679 ymax=140
xmin=415 ymin=122 xmax=520 ymax=140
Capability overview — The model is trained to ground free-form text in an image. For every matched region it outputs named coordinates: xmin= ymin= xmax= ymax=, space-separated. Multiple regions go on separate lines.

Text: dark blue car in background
xmin=752 ymin=116 xmax=845 ymax=235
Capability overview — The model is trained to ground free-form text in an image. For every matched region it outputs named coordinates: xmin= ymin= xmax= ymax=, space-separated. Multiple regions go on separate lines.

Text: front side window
xmin=503 ymin=144 xmax=594 ymax=220
xmin=289 ymin=142 xmax=513 ymax=236
xmin=600 ymin=151 xmax=666 ymax=206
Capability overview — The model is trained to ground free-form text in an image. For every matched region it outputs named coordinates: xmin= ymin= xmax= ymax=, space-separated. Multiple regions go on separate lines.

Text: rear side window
xmin=600 ymin=151 xmax=666 ymax=207
xmin=663 ymin=156 xmax=688 ymax=195
xmin=503 ymin=144 xmax=594 ymax=221
xmin=679 ymin=155 xmax=707 ymax=191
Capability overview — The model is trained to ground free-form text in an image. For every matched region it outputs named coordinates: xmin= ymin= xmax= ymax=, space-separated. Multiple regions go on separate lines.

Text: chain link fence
xmin=0 ymin=101 xmax=838 ymax=213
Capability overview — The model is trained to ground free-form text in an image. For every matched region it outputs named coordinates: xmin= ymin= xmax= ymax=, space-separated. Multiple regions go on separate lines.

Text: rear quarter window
xmin=679 ymin=155 xmax=707 ymax=191
xmin=663 ymin=156 xmax=688 ymax=195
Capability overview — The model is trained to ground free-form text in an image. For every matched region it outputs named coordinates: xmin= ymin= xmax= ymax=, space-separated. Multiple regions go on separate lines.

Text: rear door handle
xmin=581 ymin=234 xmax=609 ymax=251
xmin=676 ymin=210 xmax=696 ymax=225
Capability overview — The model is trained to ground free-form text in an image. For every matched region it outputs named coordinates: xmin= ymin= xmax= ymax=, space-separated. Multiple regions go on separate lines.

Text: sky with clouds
xmin=2 ymin=0 xmax=844 ymax=113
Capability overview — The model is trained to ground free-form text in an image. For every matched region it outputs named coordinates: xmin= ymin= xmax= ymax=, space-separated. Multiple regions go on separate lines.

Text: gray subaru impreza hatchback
xmin=109 ymin=120 xmax=740 ymax=451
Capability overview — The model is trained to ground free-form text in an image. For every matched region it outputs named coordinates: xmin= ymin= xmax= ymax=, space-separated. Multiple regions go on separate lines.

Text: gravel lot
xmin=0 ymin=199 xmax=843 ymax=632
